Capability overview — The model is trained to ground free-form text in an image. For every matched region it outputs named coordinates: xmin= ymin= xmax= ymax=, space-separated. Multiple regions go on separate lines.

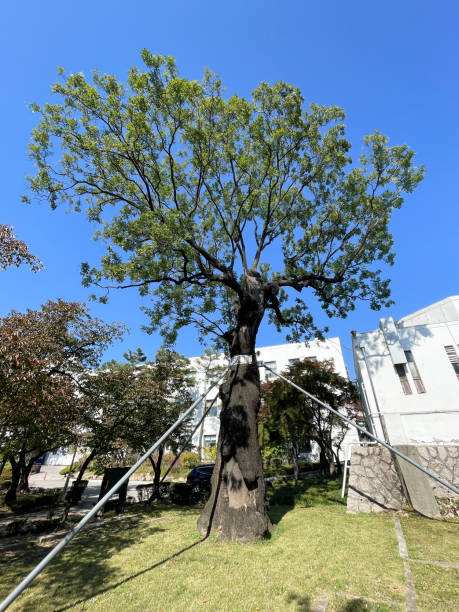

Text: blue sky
xmin=2 ymin=1 xmax=458 ymax=375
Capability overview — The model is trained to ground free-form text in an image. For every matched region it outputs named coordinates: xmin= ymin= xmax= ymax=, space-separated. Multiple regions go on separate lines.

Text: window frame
xmin=404 ymin=350 xmax=426 ymax=394
xmin=444 ymin=345 xmax=459 ymax=381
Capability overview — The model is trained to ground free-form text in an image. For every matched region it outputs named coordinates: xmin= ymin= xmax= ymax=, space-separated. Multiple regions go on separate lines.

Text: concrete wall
xmin=347 ymin=444 xmax=459 ymax=514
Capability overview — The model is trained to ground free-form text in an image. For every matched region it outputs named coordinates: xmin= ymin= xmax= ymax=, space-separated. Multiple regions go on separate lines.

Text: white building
xmin=352 ymin=296 xmax=459 ymax=446
xmin=189 ymin=338 xmax=354 ymax=455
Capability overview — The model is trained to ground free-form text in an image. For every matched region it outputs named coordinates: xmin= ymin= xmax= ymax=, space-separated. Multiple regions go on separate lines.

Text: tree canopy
xmin=0 ymin=224 xmax=42 ymax=272
xmin=26 ymin=51 xmax=424 ymax=351
xmin=72 ymin=348 xmax=194 ymax=499
xmin=0 ymin=299 xmax=124 ymax=502
xmin=261 ymin=358 xmax=360 ymax=476
xmin=25 ymin=51 xmax=424 ymax=540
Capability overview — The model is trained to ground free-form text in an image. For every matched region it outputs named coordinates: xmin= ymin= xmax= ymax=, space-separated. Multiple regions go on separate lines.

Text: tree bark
xmin=291 ymin=441 xmax=299 ymax=485
xmin=18 ymin=455 xmax=39 ymax=492
xmin=0 ymin=455 xmax=7 ymax=478
xmin=5 ymin=455 xmax=21 ymax=504
xmin=197 ymin=285 xmax=272 ymax=542
xmin=148 ymin=446 xmax=164 ymax=500
xmin=74 ymin=449 xmax=97 ymax=486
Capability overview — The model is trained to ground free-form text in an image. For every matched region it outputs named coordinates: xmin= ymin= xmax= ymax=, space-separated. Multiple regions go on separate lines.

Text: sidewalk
xmin=0 ymin=466 xmax=147 ymax=539
xmin=28 ymin=465 xmax=145 ymax=508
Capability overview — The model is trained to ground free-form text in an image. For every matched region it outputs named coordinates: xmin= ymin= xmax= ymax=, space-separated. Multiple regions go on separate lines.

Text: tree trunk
xmin=0 ymin=455 xmax=7 ymax=478
xmin=332 ymin=449 xmax=342 ymax=475
xmin=18 ymin=455 xmax=38 ymax=492
xmin=197 ymin=287 xmax=272 ymax=542
xmin=5 ymin=456 xmax=21 ymax=504
xmin=291 ymin=441 xmax=299 ymax=485
xmin=198 ymin=408 xmax=205 ymax=461
xmin=74 ymin=449 xmax=97 ymax=486
xmin=148 ymin=446 xmax=164 ymax=500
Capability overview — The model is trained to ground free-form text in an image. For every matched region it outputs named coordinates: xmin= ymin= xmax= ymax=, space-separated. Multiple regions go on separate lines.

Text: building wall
xmin=353 ymin=296 xmax=459 ymax=445
xmin=189 ymin=339 xmax=356 ymax=454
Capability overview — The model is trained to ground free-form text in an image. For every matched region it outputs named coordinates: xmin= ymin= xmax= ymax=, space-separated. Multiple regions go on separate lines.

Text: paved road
xmin=28 ymin=465 xmax=148 ymax=508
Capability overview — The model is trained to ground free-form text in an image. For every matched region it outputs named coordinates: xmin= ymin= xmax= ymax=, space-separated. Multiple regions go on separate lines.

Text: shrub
xmin=136 ymin=482 xmax=170 ymax=502
xmin=261 ymin=445 xmax=286 ymax=469
xmin=7 ymin=492 xmax=61 ymax=514
xmin=170 ymin=482 xmax=210 ymax=505
xmin=59 ymin=458 xmax=86 ymax=476
xmin=169 ymin=483 xmax=197 ymax=505
xmin=204 ymin=445 xmax=217 ymax=461
xmin=0 ymin=479 xmax=12 ymax=490
xmin=181 ymin=452 xmax=200 ymax=470
xmin=65 ymin=480 xmax=89 ymax=505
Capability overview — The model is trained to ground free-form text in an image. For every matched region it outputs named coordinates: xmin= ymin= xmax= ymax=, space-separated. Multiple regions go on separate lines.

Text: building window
xmin=288 ymin=358 xmax=299 ymax=366
xmin=265 ymin=361 xmax=277 ymax=379
xmin=307 ymin=356 xmax=317 ymax=362
xmin=404 ymin=350 xmax=426 ymax=394
xmin=394 ymin=363 xmax=412 ymax=395
xmin=205 ymin=399 xmax=219 ymax=417
xmin=203 ymin=435 xmax=216 ymax=447
xmin=444 ymin=345 xmax=459 ymax=380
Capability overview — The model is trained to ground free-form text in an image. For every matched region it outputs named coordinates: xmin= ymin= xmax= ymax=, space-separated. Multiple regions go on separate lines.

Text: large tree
xmin=0 ymin=299 xmax=124 ymax=503
xmin=25 ymin=51 xmax=424 ymax=540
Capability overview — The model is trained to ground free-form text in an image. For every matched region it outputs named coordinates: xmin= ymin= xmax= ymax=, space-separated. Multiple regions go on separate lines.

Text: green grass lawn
xmin=400 ymin=513 xmax=459 ymax=563
xmin=0 ymin=477 xmax=457 ymax=611
xmin=400 ymin=512 xmax=459 ymax=611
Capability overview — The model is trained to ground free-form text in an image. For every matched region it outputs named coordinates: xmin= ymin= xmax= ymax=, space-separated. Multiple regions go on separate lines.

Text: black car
xmin=186 ymin=464 xmax=215 ymax=489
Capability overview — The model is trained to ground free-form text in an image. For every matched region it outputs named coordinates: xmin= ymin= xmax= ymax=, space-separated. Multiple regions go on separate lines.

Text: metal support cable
xmin=261 ymin=363 xmax=459 ymax=496
xmin=159 ymin=395 xmax=218 ymax=486
xmin=144 ymin=394 xmax=219 ymax=503
xmin=0 ymin=368 xmax=229 ymax=612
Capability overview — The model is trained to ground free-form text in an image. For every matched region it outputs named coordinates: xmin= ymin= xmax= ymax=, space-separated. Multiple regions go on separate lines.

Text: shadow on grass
xmin=267 ymin=475 xmax=345 ymax=524
xmin=0 ymin=508 xmax=206 ymax=611
xmin=285 ymin=591 xmax=312 ymax=611
xmin=338 ymin=598 xmax=379 ymax=611
xmin=55 ymin=537 xmax=205 ymax=611
xmin=2 ymin=481 xmax=346 ymax=610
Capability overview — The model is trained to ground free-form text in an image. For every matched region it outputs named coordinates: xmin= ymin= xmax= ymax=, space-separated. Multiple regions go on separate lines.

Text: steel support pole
xmin=0 ymin=368 xmax=229 ymax=612
xmin=261 ymin=364 xmax=459 ymax=496
xmin=159 ymin=395 xmax=218 ymax=485
xmin=341 ymin=444 xmax=351 ymax=498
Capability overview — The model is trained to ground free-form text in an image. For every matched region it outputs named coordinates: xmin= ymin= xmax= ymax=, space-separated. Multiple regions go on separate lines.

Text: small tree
xmin=120 ymin=348 xmax=194 ymax=498
xmin=71 ymin=365 xmax=140 ymax=488
xmin=261 ymin=359 xmax=360 ymax=479
xmin=260 ymin=381 xmax=311 ymax=484
xmin=0 ymin=300 xmax=124 ymax=503
xmin=26 ymin=52 xmax=423 ymax=540
xmin=73 ymin=348 xmax=194 ymax=499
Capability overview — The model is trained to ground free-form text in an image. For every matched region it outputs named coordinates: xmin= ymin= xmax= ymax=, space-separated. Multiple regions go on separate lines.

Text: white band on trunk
xmin=229 ymin=355 xmax=254 ymax=366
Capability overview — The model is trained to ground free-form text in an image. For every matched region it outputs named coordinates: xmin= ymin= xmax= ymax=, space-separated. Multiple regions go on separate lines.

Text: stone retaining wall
xmin=347 ymin=444 xmax=459 ymax=514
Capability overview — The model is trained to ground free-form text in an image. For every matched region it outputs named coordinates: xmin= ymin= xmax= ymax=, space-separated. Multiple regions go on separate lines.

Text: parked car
xmin=186 ymin=464 xmax=215 ymax=489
